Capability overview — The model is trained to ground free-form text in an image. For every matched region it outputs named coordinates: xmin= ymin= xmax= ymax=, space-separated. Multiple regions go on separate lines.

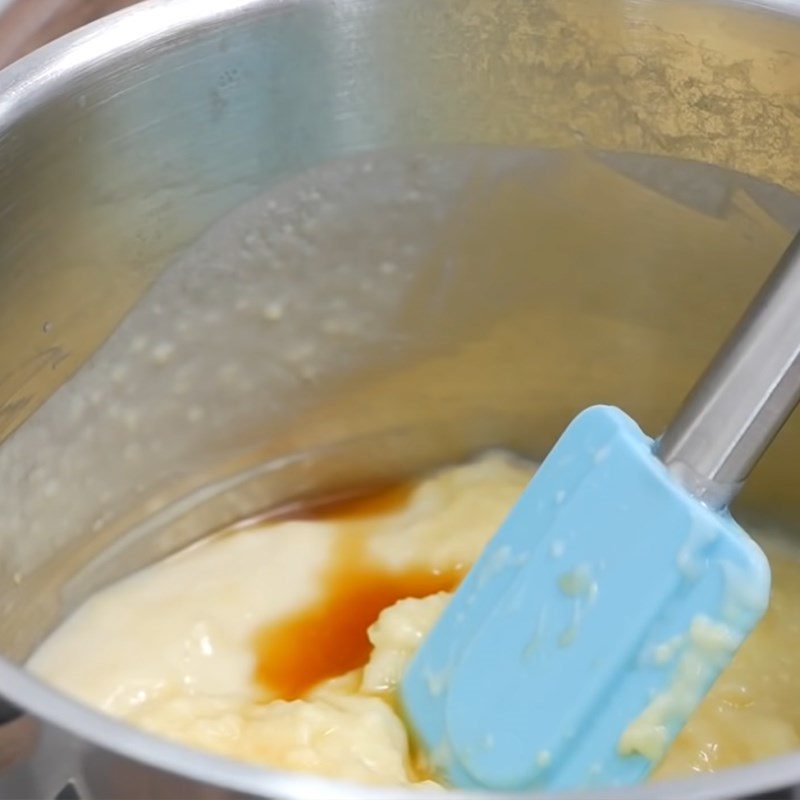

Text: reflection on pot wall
xmin=2 ymin=0 xmax=800 ymax=447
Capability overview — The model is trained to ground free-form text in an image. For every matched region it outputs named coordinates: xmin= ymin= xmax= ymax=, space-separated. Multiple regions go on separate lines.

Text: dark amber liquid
xmin=253 ymin=484 xmax=463 ymax=700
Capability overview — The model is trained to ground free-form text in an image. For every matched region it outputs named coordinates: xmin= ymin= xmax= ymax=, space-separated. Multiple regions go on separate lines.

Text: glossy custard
xmin=28 ymin=453 xmax=800 ymax=786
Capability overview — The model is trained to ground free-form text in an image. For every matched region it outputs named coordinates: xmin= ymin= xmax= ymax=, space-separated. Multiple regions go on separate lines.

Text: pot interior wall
xmin=2 ymin=0 xmax=800 ymax=661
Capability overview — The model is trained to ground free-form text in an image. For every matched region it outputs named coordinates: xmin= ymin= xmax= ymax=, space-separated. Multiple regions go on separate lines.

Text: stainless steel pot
xmin=0 ymin=0 xmax=138 ymax=68
xmin=1 ymin=0 xmax=800 ymax=797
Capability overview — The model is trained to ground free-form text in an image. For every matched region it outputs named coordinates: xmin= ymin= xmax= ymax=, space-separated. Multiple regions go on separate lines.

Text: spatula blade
xmin=401 ymin=405 xmax=769 ymax=791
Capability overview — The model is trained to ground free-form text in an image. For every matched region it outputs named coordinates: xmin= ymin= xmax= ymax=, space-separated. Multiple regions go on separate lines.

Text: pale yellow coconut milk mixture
xmin=28 ymin=453 xmax=800 ymax=786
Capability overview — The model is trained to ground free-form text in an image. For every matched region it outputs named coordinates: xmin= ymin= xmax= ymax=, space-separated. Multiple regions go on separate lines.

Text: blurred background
xmin=0 ymin=0 xmax=136 ymax=68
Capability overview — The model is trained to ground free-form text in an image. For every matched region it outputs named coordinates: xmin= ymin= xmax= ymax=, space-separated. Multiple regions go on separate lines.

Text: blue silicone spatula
xmin=401 ymin=231 xmax=800 ymax=792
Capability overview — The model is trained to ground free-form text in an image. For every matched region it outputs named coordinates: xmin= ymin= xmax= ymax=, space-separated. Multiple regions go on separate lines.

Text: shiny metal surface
xmin=0 ymin=0 xmax=800 ymax=798
xmin=0 ymin=0 xmax=137 ymax=68
xmin=659 ymin=231 xmax=800 ymax=508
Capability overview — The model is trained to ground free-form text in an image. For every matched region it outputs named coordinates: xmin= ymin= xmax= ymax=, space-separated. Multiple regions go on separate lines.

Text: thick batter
xmin=28 ymin=453 xmax=800 ymax=786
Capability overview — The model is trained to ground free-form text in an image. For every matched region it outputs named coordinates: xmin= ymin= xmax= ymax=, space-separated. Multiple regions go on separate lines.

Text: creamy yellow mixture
xmin=28 ymin=453 xmax=800 ymax=786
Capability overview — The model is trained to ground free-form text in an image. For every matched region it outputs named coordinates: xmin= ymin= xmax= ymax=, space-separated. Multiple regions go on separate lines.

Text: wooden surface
xmin=0 ymin=0 xmax=138 ymax=68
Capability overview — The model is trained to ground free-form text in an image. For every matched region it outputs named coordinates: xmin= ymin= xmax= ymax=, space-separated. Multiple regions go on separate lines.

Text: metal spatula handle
xmin=657 ymin=231 xmax=800 ymax=510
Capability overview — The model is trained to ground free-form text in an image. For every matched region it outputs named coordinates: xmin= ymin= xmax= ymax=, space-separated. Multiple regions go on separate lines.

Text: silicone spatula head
xmin=401 ymin=230 xmax=800 ymax=791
